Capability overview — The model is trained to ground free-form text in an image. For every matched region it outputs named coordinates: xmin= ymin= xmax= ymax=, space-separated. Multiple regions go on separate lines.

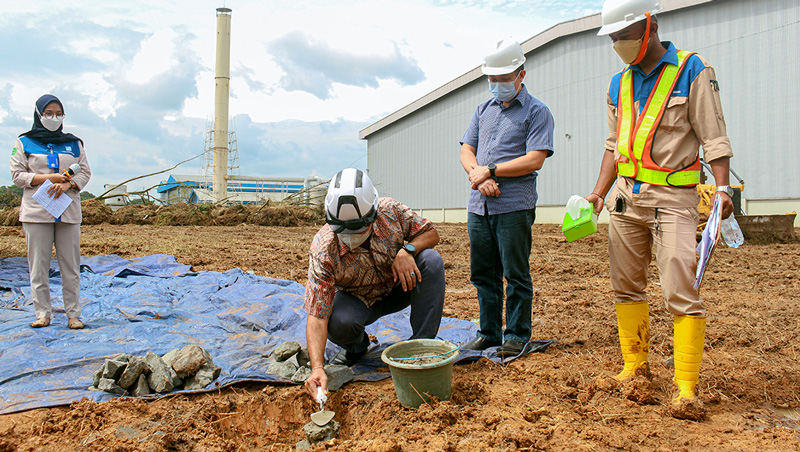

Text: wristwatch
xmin=715 ymin=185 xmax=734 ymax=197
xmin=68 ymin=180 xmax=77 ymax=190
xmin=402 ymin=243 xmax=417 ymax=257
xmin=487 ymin=162 xmax=497 ymax=178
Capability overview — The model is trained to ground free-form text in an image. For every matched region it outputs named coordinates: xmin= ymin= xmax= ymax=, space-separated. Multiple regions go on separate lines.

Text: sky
xmin=0 ymin=0 xmax=602 ymax=198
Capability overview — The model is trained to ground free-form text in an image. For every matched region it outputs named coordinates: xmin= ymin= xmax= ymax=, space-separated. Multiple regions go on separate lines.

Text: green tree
xmin=80 ymin=191 xmax=95 ymax=200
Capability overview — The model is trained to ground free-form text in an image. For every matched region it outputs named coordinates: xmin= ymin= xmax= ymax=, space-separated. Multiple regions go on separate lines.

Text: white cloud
xmin=126 ymin=29 xmax=180 ymax=85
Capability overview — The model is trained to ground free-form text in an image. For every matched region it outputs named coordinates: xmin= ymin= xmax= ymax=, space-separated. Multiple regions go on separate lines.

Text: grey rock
xmin=103 ymin=359 xmax=127 ymax=380
xmin=144 ymin=351 xmax=174 ymax=393
xmin=87 ymin=385 xmax=100 ymax=392
xmin=199 ymin=347 xmax=215 ymax=366
xmin=272 ymin=341 xmax=302 ymax=362
xmin=296 ymin=348 xmax=310 ymax=368
xmin=169 ymin=366 xmax=183 ymax=389
xmin=161 ymin=349 xmax=180 ymax=367
xmin=302 ymin=419 xmax=340 ymax=443
xmin=172 ymin=344 xmax=208 ymax=379
xmin=183 ymin=364 xmax=222 ymax=390
xmin=110 ymin=353 xmax=130 ymax=363
xmin=292 ymin=366 xmax=311 ymax=383
xmin=117 ymin=356 xmax=146 ymax=389
xmin=115 ymin=426 xmax=144 ymax=439
xmin=267 ymin=360 xmax=298 ymax=379
xmin=132 ymin=374 xmax=151 ymax=397
xmin=324 ymin=365 xmax=354 ymax=391
xmin=92 ymin=365 xmax=103 ymax=387
xmin=296 ymin=439 xmax=312 ymax=450
xmin=98 ymin=378 xmax=126 ymax=395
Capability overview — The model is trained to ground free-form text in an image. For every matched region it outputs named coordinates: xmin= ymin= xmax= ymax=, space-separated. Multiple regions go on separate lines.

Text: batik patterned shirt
xmin=304 ymin=197 xmax=435 ymax=319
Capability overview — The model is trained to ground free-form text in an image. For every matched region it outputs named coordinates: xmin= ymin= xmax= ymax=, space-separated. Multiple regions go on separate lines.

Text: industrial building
xmin=360 ymin=0 xmax=799 ymax=226
xmin=157 ymin=174 xmax=325 ymax=205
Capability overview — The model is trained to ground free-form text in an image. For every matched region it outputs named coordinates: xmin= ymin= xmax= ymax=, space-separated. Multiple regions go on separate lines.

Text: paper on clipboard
xmin=32 ymin=179 xmax=73 ymax=219
xmin=694 ymin=196 xmax=722 ymax=289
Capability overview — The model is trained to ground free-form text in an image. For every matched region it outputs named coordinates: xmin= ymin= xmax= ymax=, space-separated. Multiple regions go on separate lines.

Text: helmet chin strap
xmin=631 ymin=13 xmax=651 ymax=65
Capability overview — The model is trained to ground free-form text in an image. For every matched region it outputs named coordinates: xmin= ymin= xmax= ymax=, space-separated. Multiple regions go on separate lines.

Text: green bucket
xmin=381 ymin=339 xmax=458 ymax=409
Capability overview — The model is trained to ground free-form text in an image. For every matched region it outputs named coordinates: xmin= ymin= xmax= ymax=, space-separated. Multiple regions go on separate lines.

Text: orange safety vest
xmin=616 ymin=49 xmax=700 ymax=187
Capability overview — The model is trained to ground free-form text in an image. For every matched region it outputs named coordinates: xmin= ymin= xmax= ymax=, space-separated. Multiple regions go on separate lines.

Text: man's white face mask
xmin=337 ymin=225 xmax=372 ymax=249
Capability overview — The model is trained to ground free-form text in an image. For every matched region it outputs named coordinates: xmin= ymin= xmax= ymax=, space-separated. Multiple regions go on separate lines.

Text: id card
xmin=47 ymin=153 xmax=59 ymax=170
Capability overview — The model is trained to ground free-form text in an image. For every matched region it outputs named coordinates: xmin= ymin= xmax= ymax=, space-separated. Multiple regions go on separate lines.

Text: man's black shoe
xmin=330 ymin=348 xmax=367 ymax=367
xmin=497 ymin=340 xmax=525 ymax=358
xmin=461 ymin=337 xmax=502 ymax=351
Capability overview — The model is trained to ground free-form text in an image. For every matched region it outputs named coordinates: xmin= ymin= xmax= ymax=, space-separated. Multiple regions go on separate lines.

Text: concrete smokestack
xmin=213 ymin=7 xmax=232 ymax=203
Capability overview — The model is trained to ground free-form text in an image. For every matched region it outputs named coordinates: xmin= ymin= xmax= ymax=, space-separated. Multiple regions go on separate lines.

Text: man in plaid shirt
xmin=303 ymin=168 xmax=445 ymax=398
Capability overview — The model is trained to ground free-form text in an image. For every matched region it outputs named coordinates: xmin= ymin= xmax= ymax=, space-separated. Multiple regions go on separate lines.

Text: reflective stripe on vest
xmin=616 ymin=50 xmax=700 ymax=187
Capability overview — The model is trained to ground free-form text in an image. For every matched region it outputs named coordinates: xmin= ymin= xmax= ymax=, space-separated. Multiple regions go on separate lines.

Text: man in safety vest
xmin=585 ymin=0 xmax=734 ymax=420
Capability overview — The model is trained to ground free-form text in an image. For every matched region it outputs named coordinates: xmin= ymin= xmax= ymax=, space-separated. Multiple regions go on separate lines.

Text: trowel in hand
xmin=311 ymin=386 xmax=335 ymax=426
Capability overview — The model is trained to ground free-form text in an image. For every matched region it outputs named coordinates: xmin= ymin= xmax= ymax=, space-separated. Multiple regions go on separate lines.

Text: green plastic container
xmin=562 ymin=204 xmax=598 ymax=242
xmin=380 ymin=339 xmax=458 ymax=409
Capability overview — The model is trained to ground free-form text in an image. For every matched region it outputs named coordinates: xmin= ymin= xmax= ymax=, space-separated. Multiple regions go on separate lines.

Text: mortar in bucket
xmin=380 ymin=339 xmax=459 ymax=409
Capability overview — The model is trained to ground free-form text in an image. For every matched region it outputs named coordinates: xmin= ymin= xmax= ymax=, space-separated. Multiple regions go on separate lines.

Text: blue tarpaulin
xmin=0 ymin=254 xmax=551 ymax=414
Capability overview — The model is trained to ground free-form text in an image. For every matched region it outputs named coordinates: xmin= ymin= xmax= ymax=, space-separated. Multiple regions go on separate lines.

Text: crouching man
xmin=303 ymin=168 xmax=445 ymax=397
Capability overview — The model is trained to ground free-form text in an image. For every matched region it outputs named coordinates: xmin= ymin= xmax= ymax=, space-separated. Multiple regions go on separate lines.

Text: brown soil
xmin=1 ymin=223 xmax=799 ymax=451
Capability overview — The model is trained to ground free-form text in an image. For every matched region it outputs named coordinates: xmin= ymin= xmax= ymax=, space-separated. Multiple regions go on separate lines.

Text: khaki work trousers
xmin=608 ymin=205 xmax=704 ymax=316
xmin=23 ymin=222 xmax=82 ymax=319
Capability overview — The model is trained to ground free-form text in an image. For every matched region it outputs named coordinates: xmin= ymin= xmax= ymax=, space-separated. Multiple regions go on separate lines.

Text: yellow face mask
xmin=613 ymin=38 xmax=644 ymax=64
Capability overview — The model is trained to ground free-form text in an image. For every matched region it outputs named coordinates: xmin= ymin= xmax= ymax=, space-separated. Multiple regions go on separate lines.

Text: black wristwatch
xmin=402 ymin=243 xmax=417 ymax=257
xmin=487 ymin=162 xmax=497 ymax=178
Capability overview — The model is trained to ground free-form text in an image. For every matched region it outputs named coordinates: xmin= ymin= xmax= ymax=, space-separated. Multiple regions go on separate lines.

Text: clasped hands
xmin=45 ymin=174 xmax=71 ymax=199
xmin=468 ymin=163 xmax=500 ymax=197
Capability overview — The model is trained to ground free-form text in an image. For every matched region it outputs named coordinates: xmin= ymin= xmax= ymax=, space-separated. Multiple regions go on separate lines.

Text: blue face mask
xmin=488 ymin=74 xmax=520 ymax=102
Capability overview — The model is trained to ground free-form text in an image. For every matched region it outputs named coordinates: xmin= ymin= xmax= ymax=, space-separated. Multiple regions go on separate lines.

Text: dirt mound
xmin=214 ymin=203 xmax=249 ymax=225
xmin=1 ymin=207 xmax=19 ymax=226
xmin=80 ymin=200 xmax=113 ymax=225
xmin=92 ymin=203 xmax=325 ymax=227
xmin=153 ymin=204 xmax=215 ymax=226
xmin=247 ymin=204 xmax=324 ymax=227
xmin=109 ymin=205 xmax=160 ymax=225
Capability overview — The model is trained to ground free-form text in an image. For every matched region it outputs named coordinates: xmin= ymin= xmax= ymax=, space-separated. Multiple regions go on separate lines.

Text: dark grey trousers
xmin=327 ymin=249 xmax=446 ymax=353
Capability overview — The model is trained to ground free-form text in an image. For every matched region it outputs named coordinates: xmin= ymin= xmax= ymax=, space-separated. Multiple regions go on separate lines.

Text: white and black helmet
xmin=325 ymin=168 xmax=379 ymax=234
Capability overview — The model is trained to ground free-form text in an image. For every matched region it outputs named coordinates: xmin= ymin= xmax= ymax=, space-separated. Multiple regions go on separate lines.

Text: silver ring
xmin=410 ymin=272 xmax=415 ymax=277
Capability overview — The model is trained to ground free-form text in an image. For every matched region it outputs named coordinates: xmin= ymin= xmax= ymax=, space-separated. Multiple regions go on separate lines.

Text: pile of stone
xmin=266 ymin=341 xmax=354 ymax=391
xmin=89 ymin=344 xmax=221 ymax=396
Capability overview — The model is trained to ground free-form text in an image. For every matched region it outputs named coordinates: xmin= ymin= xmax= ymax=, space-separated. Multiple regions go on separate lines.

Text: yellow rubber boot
xmin=613 ymin=301 xmax=650 ymax=382
xmin=673 ymin=315 xmax=706 ymax=402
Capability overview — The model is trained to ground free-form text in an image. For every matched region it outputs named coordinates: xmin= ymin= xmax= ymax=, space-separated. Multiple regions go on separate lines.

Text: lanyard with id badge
xmin=46 ymin=144 xmax=63 ymax=222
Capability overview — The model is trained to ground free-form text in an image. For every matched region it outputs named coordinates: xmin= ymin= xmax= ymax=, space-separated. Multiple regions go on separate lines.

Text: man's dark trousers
xmin=468 ymin=208 xmax=535 ymax=343
xmin=327 ymin=249 xmax=445 ymax=353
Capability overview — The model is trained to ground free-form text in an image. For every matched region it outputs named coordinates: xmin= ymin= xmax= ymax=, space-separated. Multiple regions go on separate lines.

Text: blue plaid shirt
xmin=461 ymin=84 xmax=554 ymax=215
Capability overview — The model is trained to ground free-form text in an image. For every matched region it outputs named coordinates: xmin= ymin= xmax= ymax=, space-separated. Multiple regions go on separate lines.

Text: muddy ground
xmin=0 ymin=222 xmax=799 ymax=451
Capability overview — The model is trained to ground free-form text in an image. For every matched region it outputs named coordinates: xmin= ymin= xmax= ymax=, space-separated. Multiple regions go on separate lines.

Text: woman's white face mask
xmin=337 ymin=225 xmax=372 ymax=249
xmin=38 ymin=111 xmax=63 ymax=132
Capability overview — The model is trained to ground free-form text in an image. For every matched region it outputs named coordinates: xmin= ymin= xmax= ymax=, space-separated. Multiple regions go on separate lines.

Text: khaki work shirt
xmin=605 ymin=44 xmax=733 ymax=209
xmin=10 ymin=137 xmax=92 ymax=224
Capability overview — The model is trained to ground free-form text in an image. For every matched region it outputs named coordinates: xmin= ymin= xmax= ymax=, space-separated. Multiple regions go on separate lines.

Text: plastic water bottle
xmin=720 ymin=214 xmax=744 ymax=248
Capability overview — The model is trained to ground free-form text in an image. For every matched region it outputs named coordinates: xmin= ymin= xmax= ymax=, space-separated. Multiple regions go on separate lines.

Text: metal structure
xmin=213 ymin=7 xmax=232 ymax=203
xmin=360 ymin=0 xmax=800 ymax=225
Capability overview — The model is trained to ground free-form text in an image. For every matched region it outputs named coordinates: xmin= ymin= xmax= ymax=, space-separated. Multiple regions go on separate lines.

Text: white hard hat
xmin=597 ymin=0 xmax=662 ymax=36
xmin=481 ymin=39 xmax=526 ymax=76
xmin=324 ymin=168 xmax=379 ymax=234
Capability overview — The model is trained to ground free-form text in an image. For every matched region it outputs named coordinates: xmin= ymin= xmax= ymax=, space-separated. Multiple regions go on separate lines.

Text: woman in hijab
xmin=10 ymin=94 xmax=92 ymax=329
